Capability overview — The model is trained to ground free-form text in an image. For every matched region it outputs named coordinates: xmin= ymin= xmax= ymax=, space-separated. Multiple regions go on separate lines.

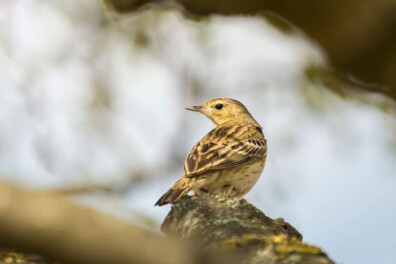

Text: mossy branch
xmin=162 ymin=195 xmax=335 ymax=264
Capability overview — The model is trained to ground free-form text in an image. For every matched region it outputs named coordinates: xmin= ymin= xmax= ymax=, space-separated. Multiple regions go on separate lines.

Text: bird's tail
xmin=155 ymin=177 xmax=195 ymax=206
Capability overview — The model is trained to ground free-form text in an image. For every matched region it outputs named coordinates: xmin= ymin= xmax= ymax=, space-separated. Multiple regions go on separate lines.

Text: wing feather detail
xmin=184 ymin=124 xmax=267 ymax=177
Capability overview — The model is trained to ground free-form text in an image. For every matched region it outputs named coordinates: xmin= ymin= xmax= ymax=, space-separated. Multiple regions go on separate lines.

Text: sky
xmin=1 ymin=1 xmax=396 ymax=263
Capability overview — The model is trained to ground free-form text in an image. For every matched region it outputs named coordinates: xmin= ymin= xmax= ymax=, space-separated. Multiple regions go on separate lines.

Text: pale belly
xmin=192 ymin=159 xmax=265 ymax=197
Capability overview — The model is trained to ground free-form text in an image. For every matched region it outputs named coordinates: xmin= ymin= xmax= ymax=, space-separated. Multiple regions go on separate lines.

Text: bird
xmin=155 ymin=98 xmax=267 ymax=206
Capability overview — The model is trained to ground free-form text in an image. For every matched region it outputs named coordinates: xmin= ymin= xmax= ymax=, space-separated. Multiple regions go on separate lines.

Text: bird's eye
xmin=214 ymin=103 xmax=224 ymax=110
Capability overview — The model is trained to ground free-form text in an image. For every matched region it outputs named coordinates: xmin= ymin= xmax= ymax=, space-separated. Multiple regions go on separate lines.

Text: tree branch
xmin=0 ymin=182 xmax=190 ymax=264
xmin=162 ymin=195 xmax=335 ymax=264
xmin=0 ymin=181 xmax=337 ymax=264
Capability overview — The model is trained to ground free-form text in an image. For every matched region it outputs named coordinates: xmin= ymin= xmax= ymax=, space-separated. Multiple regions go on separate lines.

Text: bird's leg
xmin=221 ymin=184 xmax=234 ymax=198
xmin=191 ymin=188 xmax=209 ymax=196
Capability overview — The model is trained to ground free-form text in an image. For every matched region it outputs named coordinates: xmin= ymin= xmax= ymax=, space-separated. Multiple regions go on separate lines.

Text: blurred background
xmin=1 ymin=0 xmax=396 ymax=263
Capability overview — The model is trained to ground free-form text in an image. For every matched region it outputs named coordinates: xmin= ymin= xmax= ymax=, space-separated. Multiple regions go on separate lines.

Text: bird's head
xmin=185 ymin=98 xmax=259 ymax=126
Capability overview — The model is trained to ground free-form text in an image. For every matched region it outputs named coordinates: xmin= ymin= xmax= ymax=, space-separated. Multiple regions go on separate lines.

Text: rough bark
xmin=162 ymin=195 xmax=335 ymax=264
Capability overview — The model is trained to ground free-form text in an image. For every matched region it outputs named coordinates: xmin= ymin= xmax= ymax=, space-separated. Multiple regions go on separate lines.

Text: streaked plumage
xmin=155 ymin=98 xmax=267 ymax=206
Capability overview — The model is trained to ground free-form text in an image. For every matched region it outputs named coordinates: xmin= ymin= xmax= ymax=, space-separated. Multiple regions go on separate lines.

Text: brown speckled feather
xmin=184 ymin=122 xmax=267 ymax=178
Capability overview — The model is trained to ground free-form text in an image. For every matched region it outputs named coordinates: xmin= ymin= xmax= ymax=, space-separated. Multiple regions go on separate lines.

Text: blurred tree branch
xmin=0 ymin=181 xmax=190 ymax=264
xmin=105 ymin=0 xmax=396 ymax=99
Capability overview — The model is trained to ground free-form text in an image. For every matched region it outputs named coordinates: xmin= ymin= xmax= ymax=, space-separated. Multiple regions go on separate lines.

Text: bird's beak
xmin=185 ymin=106 xmax=204 ymax=112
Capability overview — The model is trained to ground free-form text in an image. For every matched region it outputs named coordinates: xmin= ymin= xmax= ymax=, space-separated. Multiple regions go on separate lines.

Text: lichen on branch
xmin=162 ymin=195 xmax=335 ymax=264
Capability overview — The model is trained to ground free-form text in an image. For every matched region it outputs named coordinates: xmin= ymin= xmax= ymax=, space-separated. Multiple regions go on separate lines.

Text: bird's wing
xmin=184 ymin=124 xmax=267 ymax=177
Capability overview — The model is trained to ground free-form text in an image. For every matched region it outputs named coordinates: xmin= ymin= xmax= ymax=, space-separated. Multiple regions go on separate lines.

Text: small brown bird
xmin=155 ymin=98 xmax=267 ymax=206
